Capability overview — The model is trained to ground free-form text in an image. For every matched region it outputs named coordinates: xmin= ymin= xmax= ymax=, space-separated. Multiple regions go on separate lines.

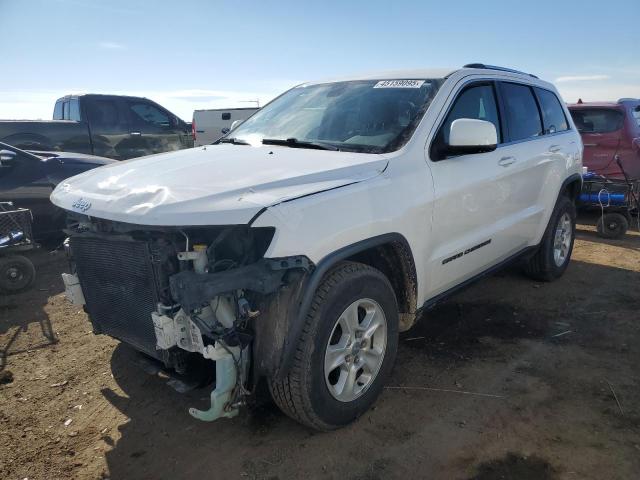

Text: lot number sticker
xmin=374 ymin=80 xmax=425 ymax=89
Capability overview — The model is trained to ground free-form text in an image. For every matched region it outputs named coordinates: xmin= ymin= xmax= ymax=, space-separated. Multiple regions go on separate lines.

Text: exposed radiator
xmin=70 ymin=236 xmax=162 ymax=359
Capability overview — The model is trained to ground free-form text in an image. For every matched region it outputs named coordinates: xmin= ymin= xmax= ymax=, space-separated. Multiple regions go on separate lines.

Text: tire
xmin=269 ymin=261 xmax=399 ymax=430
xmin=524 ymin=196 xmax=576 ymax=282
xmin=0 ymin=255 xmax=36 ymax=293
xmin=596 ymin=213 xmax=628 ymax=239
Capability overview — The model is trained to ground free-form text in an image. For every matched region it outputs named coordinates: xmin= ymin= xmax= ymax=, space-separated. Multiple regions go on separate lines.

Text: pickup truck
xmin=0 ymin=94 xmax=193 ymax=160
xmin=52 ymin=65 xmax=582 ymax=431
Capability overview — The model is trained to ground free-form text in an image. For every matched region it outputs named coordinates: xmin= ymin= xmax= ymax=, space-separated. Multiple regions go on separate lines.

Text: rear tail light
xmin=192 ymin=119 xmax=196 ymax=141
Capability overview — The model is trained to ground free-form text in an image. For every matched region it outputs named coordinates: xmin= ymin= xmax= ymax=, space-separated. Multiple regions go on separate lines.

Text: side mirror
xmin=0 ymin=149 xmax=16 ymax=168
xmin=447 ymin=118 xmax=498 ymax=156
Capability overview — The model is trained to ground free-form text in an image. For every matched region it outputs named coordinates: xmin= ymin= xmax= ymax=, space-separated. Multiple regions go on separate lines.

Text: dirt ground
xmin=1 ymin=214 xmax=639 ymax=480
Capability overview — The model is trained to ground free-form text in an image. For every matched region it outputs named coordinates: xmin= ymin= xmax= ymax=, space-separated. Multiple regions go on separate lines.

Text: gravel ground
xmin=1 ymin=215 xmax=639 ymax=480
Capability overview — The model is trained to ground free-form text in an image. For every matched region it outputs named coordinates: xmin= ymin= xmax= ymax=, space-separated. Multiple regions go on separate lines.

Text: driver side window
xmin=127 ymin=101 xmax=173 ymax=129
xmin=432 ymin=83 xmax=501 ymax=160
xmin=441 ymin=84 xmax=501 ymax=146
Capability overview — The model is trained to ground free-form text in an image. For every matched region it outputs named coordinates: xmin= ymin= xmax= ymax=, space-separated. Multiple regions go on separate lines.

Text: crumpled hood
xmin=50 ymin=144 xmax=388 ymax=226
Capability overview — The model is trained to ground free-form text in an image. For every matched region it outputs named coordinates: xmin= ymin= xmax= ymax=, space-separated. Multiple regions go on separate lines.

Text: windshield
xmin=230 ymin=79 xmax=443 ymax=153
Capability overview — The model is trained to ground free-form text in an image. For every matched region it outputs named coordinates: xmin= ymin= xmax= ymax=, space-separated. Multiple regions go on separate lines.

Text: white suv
xmin=52 ymin=64 xmax=582 ymax=430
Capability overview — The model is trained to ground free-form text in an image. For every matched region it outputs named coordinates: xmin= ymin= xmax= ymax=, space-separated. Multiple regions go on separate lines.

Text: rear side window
xmin=53 ymin=101 xmax=63 ymax=120
xmin=569 ymin=108 xmax=624 ymax=133
xmin=500 ymin=83 xmax=543 ymax=142
xmin=69 ymin=99 xmax=81 ymax=121
xmin=632 ymin=106 xmax=640 ymax=128
xmin=439 ymin=84 xmax=501 ymax=145
xmin=535 ymin=88 xmax=568 ymax=134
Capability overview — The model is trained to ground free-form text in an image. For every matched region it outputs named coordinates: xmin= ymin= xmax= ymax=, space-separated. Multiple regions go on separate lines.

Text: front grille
xmin=71 ymin=236 xmax=161 ymax=359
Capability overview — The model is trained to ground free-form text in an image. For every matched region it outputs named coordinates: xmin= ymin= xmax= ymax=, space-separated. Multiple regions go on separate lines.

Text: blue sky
xmin=1 ymin=0 xmax=638 ymax=120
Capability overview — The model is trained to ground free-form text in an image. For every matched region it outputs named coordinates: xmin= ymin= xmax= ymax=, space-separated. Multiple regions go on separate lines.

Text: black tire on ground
xmin=269 ymin=261 xmax=399 ymax=431
xmin=0 ymin=255 xmax=36 ymax=293
xmin=596 ymin=212 xmax=629 ymax=239
xmin=524 ymin=195 xmax=576 ymax=282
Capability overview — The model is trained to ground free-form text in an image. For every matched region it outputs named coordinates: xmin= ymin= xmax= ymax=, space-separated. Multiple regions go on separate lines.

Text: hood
xmin=30 ymin=150 xmax=117 ymax=166
xmin=30 ymin=151 xmax=116 ymax=187
xmin=51 ymin=144 xmax=388 ymax=226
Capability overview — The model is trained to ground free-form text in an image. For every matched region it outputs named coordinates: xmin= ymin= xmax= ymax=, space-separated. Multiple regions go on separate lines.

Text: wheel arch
xmin=276 ymin=232 xmax=417 ymax=378
xmin=560 ymin=173 xmax=582 ymax=202
xmin=2 ymin=133 xmax=54 ymax=151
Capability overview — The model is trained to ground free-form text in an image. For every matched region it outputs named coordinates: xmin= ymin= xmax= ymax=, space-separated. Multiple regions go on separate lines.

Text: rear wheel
xmin=269 ymin=261 xmax=398 ymax=430
xmin=0 ymin=255 xmax=36 ymax=293
xmin=524 ymin=196 xmax=576 ymax=282
xmin=596 ymin=212 xmax=628 ymax=239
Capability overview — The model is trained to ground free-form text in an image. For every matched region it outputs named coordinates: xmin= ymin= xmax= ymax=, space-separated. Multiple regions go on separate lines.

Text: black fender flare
xmin=559 ymin=172 xmax=583 ymax=202
xmin=276 ymin=232 xmax=415 ymax=378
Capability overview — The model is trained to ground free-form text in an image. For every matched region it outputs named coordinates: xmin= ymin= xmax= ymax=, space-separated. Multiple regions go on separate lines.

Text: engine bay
xmin=62 ymin=213 xmax=310 ymax=421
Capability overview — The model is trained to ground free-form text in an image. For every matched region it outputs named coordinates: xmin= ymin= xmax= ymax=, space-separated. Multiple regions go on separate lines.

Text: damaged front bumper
xmin=63 ymin=224 xmax=311 ymax=423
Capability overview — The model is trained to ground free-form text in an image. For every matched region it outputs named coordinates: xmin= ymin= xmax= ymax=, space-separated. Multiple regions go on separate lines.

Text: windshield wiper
xmin=217 ymin=137 xmax=249 ymax=145
xmin=261 ymin=138 xmax=339 ymax=151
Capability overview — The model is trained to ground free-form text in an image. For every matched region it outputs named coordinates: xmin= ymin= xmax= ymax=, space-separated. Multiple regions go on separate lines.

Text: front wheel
xmin=269 ymin=261 xmax=399 ymax=431
xmin=524 ymin=196 xmax=576 ymax=282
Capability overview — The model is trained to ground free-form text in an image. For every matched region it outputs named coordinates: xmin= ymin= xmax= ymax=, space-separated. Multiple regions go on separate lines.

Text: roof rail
xmin=463 ymin=63 xmax=538 ymax=79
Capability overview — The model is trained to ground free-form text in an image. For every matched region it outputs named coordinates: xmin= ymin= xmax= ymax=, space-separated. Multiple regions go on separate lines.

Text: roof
xmin=303 ymin=65 xmax=544 ymax=87
xmin=55 ymin=93 xmax=150 ymax=101
xmin=304 ymin=68 xmax=458 ymax=85
xmin=568 ymin=101 xmax=639 ymax=110
xmin=567 ymin=102 xmax=624 ymax=109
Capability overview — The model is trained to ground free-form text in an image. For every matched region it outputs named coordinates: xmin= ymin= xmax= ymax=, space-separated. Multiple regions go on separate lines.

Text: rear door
xmin=83 ymin=96 xmax=131 ymax=159
xmin=569 ymin=107 xmax=623 ymax=174
xmin=491 ymin=82 xmax=572 ymax=247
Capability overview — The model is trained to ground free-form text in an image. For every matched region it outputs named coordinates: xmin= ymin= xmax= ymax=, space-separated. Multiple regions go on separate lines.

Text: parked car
xmin=192 ymin=107 xmax=259 ymax=146
xmin=52 ymin=64 xmax=582 ymax=431
xmin=0 ymin=142 xmax=115 ymax=241
xmin=0 ymin=94 xmax=193 ymax=160
xmin=568 ymin=98 xmax=640 ymax=179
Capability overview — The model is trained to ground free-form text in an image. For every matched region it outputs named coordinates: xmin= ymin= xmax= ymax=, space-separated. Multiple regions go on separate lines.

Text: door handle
xmin=548 ymin=144 xmax=562 ymax=153
xmin=498 ymin=156 xmax=515 ymax=167
xmin=130 ymin=132 xmax=142 ymax=136
xmin=583 ymin=143 xmax=598 ymax=147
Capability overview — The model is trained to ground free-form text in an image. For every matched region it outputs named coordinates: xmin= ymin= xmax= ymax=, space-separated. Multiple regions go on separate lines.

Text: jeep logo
xmin=72 ymin=198 xmax=92 ymax=212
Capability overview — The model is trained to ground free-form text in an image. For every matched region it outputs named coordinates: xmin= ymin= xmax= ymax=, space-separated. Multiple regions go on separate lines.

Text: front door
xmin=124 ymin=99 xmax=184 ymax=157
xmin=426 ymin=82 xmax=512 ymax=296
